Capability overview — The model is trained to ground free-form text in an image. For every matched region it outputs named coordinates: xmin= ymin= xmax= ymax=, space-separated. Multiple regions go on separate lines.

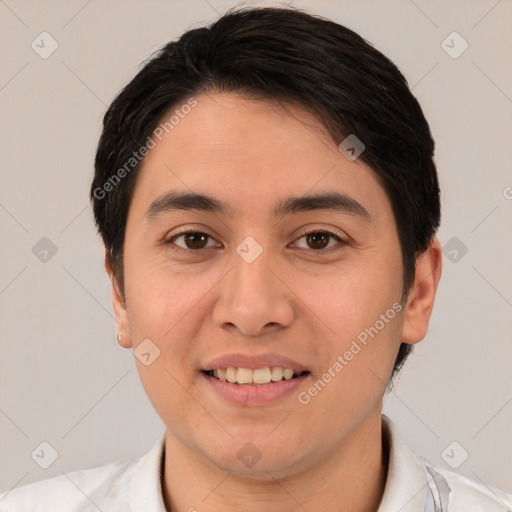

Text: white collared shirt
xmin=1 ymin=415 xmax=510 ymax=511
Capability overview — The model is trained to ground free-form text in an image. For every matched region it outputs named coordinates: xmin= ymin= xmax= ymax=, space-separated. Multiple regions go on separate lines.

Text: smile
xmin=204 ymin=366 xmax=308 ymax=385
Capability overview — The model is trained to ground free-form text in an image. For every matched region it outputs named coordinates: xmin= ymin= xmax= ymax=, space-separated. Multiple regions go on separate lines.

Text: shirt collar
xmin=378 ymin=414 xmax=427 ymax=512
xmin=129 ymin=434 xmax=167 ymax=512
xmin=128 ymin=415 xmax=428 ymax=512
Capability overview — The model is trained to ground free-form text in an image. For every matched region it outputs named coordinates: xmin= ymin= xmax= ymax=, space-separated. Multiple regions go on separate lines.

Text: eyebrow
xmin=145 ymin=191 xmax=371 ymax=222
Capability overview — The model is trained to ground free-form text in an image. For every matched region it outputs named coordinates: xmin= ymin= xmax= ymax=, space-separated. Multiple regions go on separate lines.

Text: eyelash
xmin=163 ymin=229 xmax=347 ymax=254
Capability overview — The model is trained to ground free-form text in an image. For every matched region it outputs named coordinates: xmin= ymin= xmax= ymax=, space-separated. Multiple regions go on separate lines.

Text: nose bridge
xmin=212 ymin=236 xmax=294 ymax=335
xmin=234 ymin=247 xmax=275 ymax=301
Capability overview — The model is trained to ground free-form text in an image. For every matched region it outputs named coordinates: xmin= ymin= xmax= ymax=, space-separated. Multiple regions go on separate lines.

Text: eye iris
xmin=185 ymin=232 xmax=208 ymax=249
xmin=307 ymin=232 xmax=329 ymax=250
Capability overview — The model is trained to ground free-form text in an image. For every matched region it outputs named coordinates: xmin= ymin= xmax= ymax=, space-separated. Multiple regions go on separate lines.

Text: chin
xmin=202 ymin=437 xmax=307 ymax=478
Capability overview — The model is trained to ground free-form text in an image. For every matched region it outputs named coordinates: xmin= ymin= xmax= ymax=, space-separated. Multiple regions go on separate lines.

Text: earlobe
xmin=104 ymin=253 xmax=133 ymax=348
xmin=400 ymin=237 xmax=442 ymax=345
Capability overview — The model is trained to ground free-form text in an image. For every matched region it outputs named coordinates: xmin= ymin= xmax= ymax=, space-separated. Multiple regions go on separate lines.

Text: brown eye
xmin=182 ymin=232 xmax=209 ymax=249
xmin=167 ymin=231 xmax=217 ymax=252
xmin=306 ymin=232 xmax=330 ymax=250
xmin=293 ymin=230 xmax=346 ymax=251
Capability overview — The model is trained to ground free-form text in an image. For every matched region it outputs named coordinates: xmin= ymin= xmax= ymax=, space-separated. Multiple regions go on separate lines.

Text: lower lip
xmin=201 ymin=371 xmax=310 ymax=406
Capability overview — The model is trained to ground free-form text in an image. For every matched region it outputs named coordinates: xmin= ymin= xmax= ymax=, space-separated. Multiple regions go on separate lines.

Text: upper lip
xmin=202 ymin=353 xmax=309 ymax=373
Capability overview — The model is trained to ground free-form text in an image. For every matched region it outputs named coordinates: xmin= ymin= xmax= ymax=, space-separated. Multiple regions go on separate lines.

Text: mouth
xmin=200 ymin=353 xmax=311 ymax=406
xmin=202 ymin=367 xmax=310 ymax=386
xmin=200 ymin=365 xmax=311 ymax=406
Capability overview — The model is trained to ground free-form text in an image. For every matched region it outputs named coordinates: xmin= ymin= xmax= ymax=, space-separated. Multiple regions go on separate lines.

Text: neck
xmin=162 ymin=410 xmax=388 ymax=512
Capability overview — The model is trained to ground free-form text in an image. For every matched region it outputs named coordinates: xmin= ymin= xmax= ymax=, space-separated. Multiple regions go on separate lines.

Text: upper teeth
xmin=212 ymin=367 xmax=298 ymax=384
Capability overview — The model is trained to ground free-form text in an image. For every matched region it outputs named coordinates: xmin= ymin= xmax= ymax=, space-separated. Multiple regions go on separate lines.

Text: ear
xmin=104 ymin=253 xmax=132 ymax=348
xmin=400 ymin=237 xmax=442 ymax=344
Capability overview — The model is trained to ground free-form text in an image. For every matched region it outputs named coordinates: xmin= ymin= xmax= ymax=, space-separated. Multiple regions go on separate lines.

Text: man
xmin=1 ymin=6 xmax=510 ymax=511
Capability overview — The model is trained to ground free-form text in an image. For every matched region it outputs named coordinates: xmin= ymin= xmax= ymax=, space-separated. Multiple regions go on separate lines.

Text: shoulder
xmin=419 ymin=457 xmax=512 ymax=511
xmin=0 ymin=455 xmax=141 ymax=512
xmin=381 ymin=415 xmax=512 ymax=512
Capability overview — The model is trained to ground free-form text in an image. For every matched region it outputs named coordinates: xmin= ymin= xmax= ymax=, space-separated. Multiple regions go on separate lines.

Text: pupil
xmin=308 ymin=232 xmax=329 ymax=249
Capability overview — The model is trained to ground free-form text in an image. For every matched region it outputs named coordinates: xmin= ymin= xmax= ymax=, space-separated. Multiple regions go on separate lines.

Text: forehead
xmin=129 ymin=92 xmax=391 ymax=224
xmin=149 ymin=93 xmax=339 ymax=163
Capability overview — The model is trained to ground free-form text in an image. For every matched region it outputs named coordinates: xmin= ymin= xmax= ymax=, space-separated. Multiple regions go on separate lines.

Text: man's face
xmin=115 ymin=92 xmax=409 ymax=475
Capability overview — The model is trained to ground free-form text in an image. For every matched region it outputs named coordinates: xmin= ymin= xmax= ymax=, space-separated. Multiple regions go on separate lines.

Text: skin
xmin=106 ymin=92 xmax=442 ymax=512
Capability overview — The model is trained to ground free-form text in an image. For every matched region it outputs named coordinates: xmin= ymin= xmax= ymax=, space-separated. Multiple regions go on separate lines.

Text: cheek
xmin=290 ymin=262 xmax=403 ymax=400
xmin=122 ymin=260 xmax=212 ymax=428
xmin=291 ymin=258 xmax=402 ymax=339
xmin=124 ymin=254 xmax=212 ymax=335
xmin=122 ymin=263 xmax=206 ymax=405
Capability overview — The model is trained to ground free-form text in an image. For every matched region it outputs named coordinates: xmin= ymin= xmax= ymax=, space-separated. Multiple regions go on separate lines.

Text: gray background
xmin=1 ymin=0 xmax=511 ymax=496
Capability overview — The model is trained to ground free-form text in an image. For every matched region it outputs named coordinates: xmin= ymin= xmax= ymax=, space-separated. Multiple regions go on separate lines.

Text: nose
xmin=212 ymin=246 xmax=295 ymax=337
